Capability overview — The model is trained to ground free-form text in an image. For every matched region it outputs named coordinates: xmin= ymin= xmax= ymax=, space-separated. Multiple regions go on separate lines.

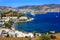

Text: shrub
xmin=40 ymin=34 xmax=50 ymax=40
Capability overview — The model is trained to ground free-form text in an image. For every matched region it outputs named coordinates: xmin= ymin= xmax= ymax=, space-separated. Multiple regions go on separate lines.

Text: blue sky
xmin=0 ymin=0 xmax=60 ymax=7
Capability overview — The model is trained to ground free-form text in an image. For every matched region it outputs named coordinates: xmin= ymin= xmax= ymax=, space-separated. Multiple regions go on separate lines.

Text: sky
xmin=0 ymin=0 xmax=60 ymax=7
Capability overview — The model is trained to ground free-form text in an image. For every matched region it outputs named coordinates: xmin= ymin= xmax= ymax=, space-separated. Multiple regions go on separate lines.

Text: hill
xmin=0 ymin=4 xmax=60 ymax=14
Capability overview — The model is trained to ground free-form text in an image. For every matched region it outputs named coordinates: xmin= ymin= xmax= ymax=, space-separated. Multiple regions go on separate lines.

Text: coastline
xmin=14 ymin=18 xmax=34 ymax=23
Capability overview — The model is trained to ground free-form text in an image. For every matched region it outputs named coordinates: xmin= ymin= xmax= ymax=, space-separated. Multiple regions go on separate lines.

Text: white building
xmin=10 ymin=17 xmax=18 ymax=19
xmin=28 ymin=33 xmax=34 ymax=38
xmin=0 ymin=28 xmax=10 ymax=33
xmin=15 ymin=30 xmax=24 ymax=37
xmin=36 ymin=33 xmax=41 ymax=36
xmin=15 ymin=30 xmax=34 ymax=38
xmin=19 ymin=17 xmax=28 ymax=20
xmin=8 ymin=30 xmax=16 ymax=37
xmin=2 ymin=17 xmax=18 ymax=22
xmin=0 ymin=28 xmax=34 ymax=38
xmin=2 ymin=17 xmax=10 ymax=22
xmin=2 ymin=17 xmax=17 ymax=19
xmin=0 ymin=28 xmax=10 ymax=37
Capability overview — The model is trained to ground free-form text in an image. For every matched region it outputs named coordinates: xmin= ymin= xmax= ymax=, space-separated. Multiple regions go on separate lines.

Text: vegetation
xmin=4 ymin=23 xmax=11 ymax=29
xmin=4 ymin=20 xmax=13 ymax=29
xmin=40 ymin=34 xmax=50 ymax=40
xmin=8 ymin=20 xmax=13 ymax=25
xmin=1 ymin=13 xmax=6 ymax=17
xmin=33 ymin=31 xmax=36 ymax=37
xmin=28 ymin=36 xmax=31 ymax=40
xmin=50 ymin=35 xmax=56 ymax=40
xmin=1 ymin=10 xmax=27 ymax=18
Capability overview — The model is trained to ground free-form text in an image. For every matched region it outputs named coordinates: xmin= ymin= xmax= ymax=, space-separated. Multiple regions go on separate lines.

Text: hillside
xmin=17 ymin=4 xmax=60 ymax=9
xmin=17 ymin=4 xmax=60 ymax=14
xmin=0 ymin=6 xmax=17 ymax=14
xmin=0 ymin=4 xmax=60 ymax=14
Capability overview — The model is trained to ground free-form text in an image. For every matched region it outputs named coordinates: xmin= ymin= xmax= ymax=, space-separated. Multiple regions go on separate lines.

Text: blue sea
xmin=16 ymin=12 xmax=60 ymax=33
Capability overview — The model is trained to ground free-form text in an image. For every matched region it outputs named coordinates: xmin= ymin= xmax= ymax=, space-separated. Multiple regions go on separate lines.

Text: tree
xmin=8 ymin=20 xmax=13 ymax=25
xmin=4 ymin=20 xmax=13 ymax=29
xmin=4 ymin=23 xmax=11 ymax=29
xmin=1 ymin=13 xmax=6 ymax=17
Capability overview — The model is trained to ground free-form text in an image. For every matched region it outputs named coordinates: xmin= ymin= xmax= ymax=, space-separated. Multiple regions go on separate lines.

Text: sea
xmin=16 ymin=12 xmax=60 ymax=33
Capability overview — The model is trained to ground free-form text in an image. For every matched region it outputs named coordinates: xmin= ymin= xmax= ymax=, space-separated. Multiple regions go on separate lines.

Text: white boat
xmin=56 ymin=16 xmax=59 ymax=18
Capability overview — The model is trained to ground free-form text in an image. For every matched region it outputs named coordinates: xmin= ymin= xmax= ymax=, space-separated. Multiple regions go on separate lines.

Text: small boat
xmin=56 ymin=16 xmax=59 ymax=18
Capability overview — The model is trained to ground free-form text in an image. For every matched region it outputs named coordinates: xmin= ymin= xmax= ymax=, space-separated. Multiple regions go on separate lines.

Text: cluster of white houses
xmin=0 ymin=28 xmax=41 ymax=38
xmin=0 ymin=16 xmax=34 ymax=24
xmin=0 ymin=11 xmax=34 ymax=24
xmin=1 ymin=17 xmax=28 ymax=22
xmin=0 ymin=11 xmax=35 ymax=38
xmin=0 ymin=16 xmax=29 ymax=27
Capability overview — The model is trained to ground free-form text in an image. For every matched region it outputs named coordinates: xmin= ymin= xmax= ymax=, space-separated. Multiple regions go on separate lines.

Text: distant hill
xmin=0 ymin=4 xmax=60 ymax=14
xmin=17 ymin=4 xmax=60 ymax=9
xmin=0 ymin=6 xmax=17 ymax=14
xmin=17 ymin=4 xmax=60 ymax=13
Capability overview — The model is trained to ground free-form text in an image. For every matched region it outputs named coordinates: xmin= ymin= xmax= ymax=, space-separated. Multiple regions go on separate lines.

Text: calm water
xmin=16 ymin=12 xmax=60 ymax=33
